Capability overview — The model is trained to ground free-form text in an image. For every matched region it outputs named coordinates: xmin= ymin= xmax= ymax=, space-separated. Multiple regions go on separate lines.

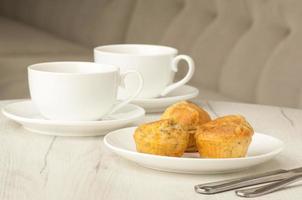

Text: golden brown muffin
xmin=133 ymin=119 xmax=190 ymax=157
xmin=195 ymin=115 xmax=254 ymax=158
xmin=161 ymin=101 xmax=211 ymax=152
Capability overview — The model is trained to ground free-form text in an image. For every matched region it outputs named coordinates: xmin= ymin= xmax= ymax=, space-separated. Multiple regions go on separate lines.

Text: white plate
xmin=131 ymin=85 xmax=199 ymax=113
xmin=104 ymin=127 xmax=284 ymax=174
xmin=2 ymin=101 xmax=145 ymax=136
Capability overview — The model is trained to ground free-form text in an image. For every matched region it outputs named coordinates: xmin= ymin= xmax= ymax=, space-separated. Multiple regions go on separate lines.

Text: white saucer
xmin=131 ymin=85 xmax=199 ymax=113
xmin=2 ymin=101 xmax=145 ymax=137
xmin=104 ymin=127 xmax=284 ymax=174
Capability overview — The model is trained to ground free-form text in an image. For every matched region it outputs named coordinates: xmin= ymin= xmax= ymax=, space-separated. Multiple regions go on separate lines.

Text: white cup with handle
xmin=28 ymin=62 xmax=143 ymax=121
xmin=94 ymin=44 xmax=195 ymax=99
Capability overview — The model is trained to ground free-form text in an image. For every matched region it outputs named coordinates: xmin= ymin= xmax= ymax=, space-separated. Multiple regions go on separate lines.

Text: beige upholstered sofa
xmin=0 ymin=0 xmax=301 ymax=108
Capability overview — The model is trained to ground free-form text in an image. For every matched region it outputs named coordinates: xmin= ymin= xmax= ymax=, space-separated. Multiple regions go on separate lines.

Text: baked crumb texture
xmin=161 ymin=101 xmax=211 ymax=152
xmin=195 ymin=115 xmax=254 ymax=158
xmin=133 ymin=119 xmax=189 ymax=157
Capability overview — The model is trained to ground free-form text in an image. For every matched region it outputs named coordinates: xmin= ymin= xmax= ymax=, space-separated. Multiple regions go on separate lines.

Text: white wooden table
xmin=0 ymin=99 xmax=302 ymax=200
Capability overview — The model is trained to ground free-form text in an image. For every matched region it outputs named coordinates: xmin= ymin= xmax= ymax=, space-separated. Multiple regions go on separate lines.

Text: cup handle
xmin=160 ymin=55 xmax=195 ymax=96
xmin=107 ymin=70 xmax=143 ymax=115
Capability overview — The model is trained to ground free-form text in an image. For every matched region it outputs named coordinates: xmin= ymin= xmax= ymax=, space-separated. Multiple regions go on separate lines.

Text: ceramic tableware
xmin=104 ymin=127 xmax=284 ymax=174
xmin=94 ymin=44 xmax=195 ymax=99
xmin=1 ymin=100 xmax=145 ymax=136
xmin=28 ymin=61 xmax=143 ymax=121
xmin=132 ymin=85 xmax=199 ymax=113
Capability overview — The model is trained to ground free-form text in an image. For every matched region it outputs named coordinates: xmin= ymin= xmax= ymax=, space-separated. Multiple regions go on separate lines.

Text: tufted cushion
xmin=197 ymin=86 xmax=233 ymax=102
xmin=0 ymin=0 xmax=135 ymax=46
xmin=0 ymin=0 xmax=302 ymax=108
xmin=126 ymin=0 xmax=184 ymax=44
xmin=256 ymin=0 xmax=302 ymax=108
xmin=219 ymin=0 xmax=290 ymax=103
xmin=0 ymin=17 xmax=88 ymax=54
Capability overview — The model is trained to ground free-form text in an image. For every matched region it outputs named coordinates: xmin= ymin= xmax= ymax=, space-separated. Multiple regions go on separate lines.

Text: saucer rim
xmin=2 ymin=100 xmax=145 ymax=126
xmin=132 ymin=85 xmax=199 ymax=103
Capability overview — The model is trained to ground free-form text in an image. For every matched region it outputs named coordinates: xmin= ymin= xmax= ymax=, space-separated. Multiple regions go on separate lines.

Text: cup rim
xmin=28 ymin=61 xmax=119 ymax=75
xmin=94 ymin=44 xmax=178 ymax=57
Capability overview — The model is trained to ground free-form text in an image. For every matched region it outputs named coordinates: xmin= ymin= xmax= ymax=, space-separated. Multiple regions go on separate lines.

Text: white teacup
xmin=94 ymin=44 xmax=195 ymax=99
xmin=28 ymin=62 xmax=143 ymax=121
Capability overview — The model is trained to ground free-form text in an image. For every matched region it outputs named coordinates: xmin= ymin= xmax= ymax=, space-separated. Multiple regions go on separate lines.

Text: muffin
xmin=195 ymin=115 xmax=254 ymax=158
xmin=161 ymin=101 xmax=211 ymax=152
xmin=133 ymin=119 xmax=190 ymax=157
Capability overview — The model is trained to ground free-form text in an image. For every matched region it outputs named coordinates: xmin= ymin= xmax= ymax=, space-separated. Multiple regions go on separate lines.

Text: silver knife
xmin=195 ymin=167 xmax=302 ymax=194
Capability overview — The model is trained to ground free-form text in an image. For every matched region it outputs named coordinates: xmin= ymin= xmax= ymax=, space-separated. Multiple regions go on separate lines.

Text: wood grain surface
xmin=0 ymin=99 xmax=301 ymax=200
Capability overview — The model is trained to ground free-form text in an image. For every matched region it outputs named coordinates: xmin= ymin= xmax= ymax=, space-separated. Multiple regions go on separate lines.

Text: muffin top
xmin=161 ymin=101 xmax=211 ymax=128
xmin=136 ymin=119 xmax=185 ymax=136
xmin=133 ymin=119 xmax=190 ymax=157
xmin=196 ymin=115 xmax=254 ymax=140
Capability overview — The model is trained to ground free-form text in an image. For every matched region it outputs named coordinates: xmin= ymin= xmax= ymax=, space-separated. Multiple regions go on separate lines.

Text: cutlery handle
xmin=195 ymin=169 xmax=288 ymax=194
xmin=235 ymin=174 xmax=302 ymax=198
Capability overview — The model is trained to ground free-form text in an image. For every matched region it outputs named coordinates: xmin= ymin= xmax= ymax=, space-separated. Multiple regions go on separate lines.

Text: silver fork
xmin=235 ymin=174 xmax=302 ymax=198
